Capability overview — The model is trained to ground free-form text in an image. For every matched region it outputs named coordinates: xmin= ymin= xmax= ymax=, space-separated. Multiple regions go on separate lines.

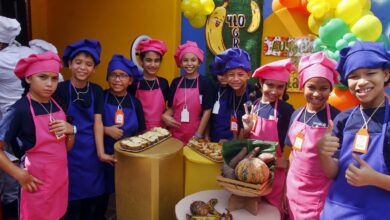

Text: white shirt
xmin=0 ymin=44 xmax=34 ymax=119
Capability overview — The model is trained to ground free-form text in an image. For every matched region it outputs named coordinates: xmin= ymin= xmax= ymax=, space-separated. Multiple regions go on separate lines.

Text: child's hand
xmin=346 ymin=153 xmax=376 ymax=187
xmin=17 ymin=170 xmax=43 ymax=193
xmin=317 ymin=120 xmax=339 ymax=157
xmin=49 ymin=120 xmax=74 ymax=135
xmin=162 ymin=114 xmax=181 ymax=128
xmin=98 ymin=153 xmax=117 ymax=166
xmin=242 ymin=103 xmax=254 ymax=132
xmin=106 ymin=125 xmax=124 ymax=140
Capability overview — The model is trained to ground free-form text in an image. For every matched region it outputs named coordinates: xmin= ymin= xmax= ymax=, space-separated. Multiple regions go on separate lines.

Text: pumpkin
xmin=235 ymin=158 xmax=270 ymax=184
xmin=328 ymin=87 xmax=360 ymax=111
xmin=190 ymin=201 xmax=209 ymax=216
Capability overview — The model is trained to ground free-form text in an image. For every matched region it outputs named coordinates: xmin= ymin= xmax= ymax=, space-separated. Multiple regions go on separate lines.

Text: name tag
xmin=115 ymin=109 xmax=124 ymax=126
xmin=199 ymin=95 xmax=203 ymax=104
xmin=353 ymin=128 xmax=369 ymax=153
xmin=212 ymin=100 xmax=220 ymax=114
xmin=181 ymin=107 xmax=190 ymax=123
xmin=230 ymin=117 xmax=238 ymax=133
xmin=293 ymin=132 xmax=304 ymax=152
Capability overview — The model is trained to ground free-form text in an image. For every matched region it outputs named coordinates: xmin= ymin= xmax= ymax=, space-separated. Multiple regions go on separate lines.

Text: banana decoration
xmin=205 ymin=0 xmax=229 ymax=55
xmin=247 ymin=0 xmax=261 ymax=33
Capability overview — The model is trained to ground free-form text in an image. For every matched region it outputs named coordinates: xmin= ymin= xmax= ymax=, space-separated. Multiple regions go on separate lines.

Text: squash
xmin=235 ymin=158 xmax=270 ymax=184
xmin=190 ymin=201 xmax=209 ymax=216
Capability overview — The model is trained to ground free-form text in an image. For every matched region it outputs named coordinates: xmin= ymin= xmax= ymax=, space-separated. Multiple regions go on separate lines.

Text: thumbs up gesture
xmin=317 ymin=120 xmax=340 ymax=157
xmin=345 ymin=153 xmax=376 ymax=187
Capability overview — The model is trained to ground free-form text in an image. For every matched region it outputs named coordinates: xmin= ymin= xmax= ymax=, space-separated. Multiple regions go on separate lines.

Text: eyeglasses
xmin=109 ymin=73 xmax=130 ymax=80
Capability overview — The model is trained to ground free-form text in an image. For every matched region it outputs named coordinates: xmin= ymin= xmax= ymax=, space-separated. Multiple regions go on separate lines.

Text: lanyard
xmin=37 ymin=99 xmax=54 ymax=121
xmin=144 ymin=79 xmax=157 ymax=91
xmin=112 ymin=92 xmax=127 ymax=110
xmin=217 ymin=87 xmax=227 ymax=102
xmin=359 ymin=100 xmax=385 ymax=129
xmin=184 ymin=77 xmax=197 ymax=107
xmin=232 ymin=87 xmax=248 ymax=118
xmin=72 ymin=82 xmax=90 ymax=102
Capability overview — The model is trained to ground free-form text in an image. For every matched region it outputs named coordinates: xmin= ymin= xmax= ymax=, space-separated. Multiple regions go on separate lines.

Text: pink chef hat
xmin=298 ymin=52 xmax=339 ymax=89
xmin=174 ymin=41 xmax=204 ymax=67
xmin=136 ymin=39 xmax=167 ymax=56
xmin=14 ymin=51 xmax=62 ymax=79
xmin=252 ymin=58 xmax=295 ymax=83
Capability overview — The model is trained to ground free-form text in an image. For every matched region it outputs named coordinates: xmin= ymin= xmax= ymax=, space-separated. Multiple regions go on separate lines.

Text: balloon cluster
xmin=307 ymin=0 xmax=385 ymax=62
xmin=181 ymin=0 xmax=215 ymax=28
xmin=272 ymin=0 xmax=309 ymax=15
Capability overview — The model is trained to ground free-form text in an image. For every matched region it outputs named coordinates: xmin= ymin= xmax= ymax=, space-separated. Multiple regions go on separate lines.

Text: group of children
xmin=0 ymin=31 xmax=389 ymax=220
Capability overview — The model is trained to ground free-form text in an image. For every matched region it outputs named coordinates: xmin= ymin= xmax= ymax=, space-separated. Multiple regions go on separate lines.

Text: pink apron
xmin=170 ymin=77 xmax=201 ymax=144
xmin=20 ymin=94 xmax=68 ymax=220
xmin=135 ymin=79 xmax=166 ymax=131
xmin=249 ymin=100 xmax=286 ymax=219
xmin=286 ymin=105 xmax=332 ymax=220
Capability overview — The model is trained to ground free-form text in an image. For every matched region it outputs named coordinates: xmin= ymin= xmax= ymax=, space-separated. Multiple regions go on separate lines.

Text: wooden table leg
xmin=228 ymin=194 xmax=260 ymax=215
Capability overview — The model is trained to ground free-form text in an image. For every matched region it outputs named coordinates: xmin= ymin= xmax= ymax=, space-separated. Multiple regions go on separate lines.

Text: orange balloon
xmin=272 ymin=0 xmax=285 ymax=12
xmin=328 ymin=88 xmax=360 ymax=111
xmin=280 ymin=0 xmax=301 ymax=8
xmin=299 ymin=0 xmax=310 ymax=15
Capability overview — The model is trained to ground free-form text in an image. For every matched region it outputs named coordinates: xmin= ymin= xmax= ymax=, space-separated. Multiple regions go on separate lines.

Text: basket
xmin=216 ymin=175 xmax=272 ymax=197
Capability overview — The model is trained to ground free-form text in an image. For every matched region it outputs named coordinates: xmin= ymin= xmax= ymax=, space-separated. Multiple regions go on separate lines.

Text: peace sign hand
xmin=242 ymin=103 xmax=255 ymax=133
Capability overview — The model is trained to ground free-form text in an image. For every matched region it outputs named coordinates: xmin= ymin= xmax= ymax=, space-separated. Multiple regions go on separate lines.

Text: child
xmin=129 ymin=39 xmax=170 ymax=131
xmin=242 ymin=59 xmax=295 ymax=218
xmin=162 ymin=41 xmax=215 ymax=143
xmin=318 ymin=41 xmax=390 ymax=219
xmin=285 ymin=52 xmax=340 ymax=219
xmin=102 ymin=54 xmax=146 ymax=216
xmin=0 ymin=52 xmax=75 ymax=220
xmin=208 ymin=48 xmax=252 ymax=141
xmin=55 ymin=39 xmax=111 ymax=219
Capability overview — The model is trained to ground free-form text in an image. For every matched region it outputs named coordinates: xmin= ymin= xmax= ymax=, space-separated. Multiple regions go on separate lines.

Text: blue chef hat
xmin=210 ymin=48 xmax=251 ymax=76
xmin=337 ymin=41 xmax=390 ymax=86
xmin=62 ymin=39 xmax=101 ymax=67
xmin=107 ymin=54 xmax=142 ymax=80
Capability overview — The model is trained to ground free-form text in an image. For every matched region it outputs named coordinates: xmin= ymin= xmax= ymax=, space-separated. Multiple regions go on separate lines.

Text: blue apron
xmin=321 ymin=98 xmax=390 ymax=219
xmin=210 ymin=87 xmax=232 ymax=142
xmin=67 ymin=83 xmax=105 ymax=201
xmin=103 ymin=92 xmax=139 ymax=193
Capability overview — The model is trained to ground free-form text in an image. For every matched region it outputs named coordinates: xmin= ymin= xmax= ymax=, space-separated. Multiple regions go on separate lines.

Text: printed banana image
xmin=247 ymin=0 xmax=261 ymax=33
xmin=205 ymin=0 xmax=228 ymax=55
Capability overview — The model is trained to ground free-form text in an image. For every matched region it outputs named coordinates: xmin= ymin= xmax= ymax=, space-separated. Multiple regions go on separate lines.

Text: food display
xmin=119 ymin=127 xmax=171 ymax=152
xmin=186 ymin=199 xmax=232 ymax=220
xmin=187 ymin=138 xmax=223 ymax=162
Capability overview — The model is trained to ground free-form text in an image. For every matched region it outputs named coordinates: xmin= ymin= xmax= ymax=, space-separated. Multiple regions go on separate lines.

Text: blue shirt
xmin=168 ymin=75 xmax=216 ymax=110
xmin=285 ymin=105 xmax=340 ymax=146
xmin=0 ymin=97 xmax=62 ymax=152
xmin=332 ymin=106 xmax=390 ymax=170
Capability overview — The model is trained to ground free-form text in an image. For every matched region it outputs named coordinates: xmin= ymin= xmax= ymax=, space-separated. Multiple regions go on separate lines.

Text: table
xmin=115 ymin=137 xmax=184 ymax=220
xmin=175 ymin=190 xmax=280 ymax=220
xmin=183 ymin=146 xmax=222 ymax=195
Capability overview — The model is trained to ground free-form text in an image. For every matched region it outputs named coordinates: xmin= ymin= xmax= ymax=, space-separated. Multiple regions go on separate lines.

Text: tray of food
xmin=187 ymin=138 xmax=223 ymax=163
xmin=119 ymin=127 xmax=171 ymax=153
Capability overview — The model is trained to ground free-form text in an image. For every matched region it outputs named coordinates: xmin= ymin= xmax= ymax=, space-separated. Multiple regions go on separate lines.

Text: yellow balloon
xmin=189 ymin=0 xmax=202 ymax=13
xmin=189 ymin=14 xmax=207 ymax=28
xmin=351 ymin=14 xmax=382 ymax=41
xmin=199 ymin=0 xmax=215 ymax=15
xmin=336 ymin=0 xmax=363 ymax=25
xmin=312 ymin=2 xmax=330 ymax=19
xmin=184 ymin=10 xmax=196 ymax=19
xmin=328 ymin=0 xmax=342 ymax=8
xmin=308 ymin=14 xmax=322 ymax=35
xmin=359 ymin=0 xmax=371 ymax=10
xmin=181 ymin=0 xmax=191 ymax=11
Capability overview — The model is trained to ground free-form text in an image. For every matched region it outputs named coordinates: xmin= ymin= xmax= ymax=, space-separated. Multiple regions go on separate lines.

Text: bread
xmin=120 ymin=139 xmax=142 ymax=150
xmin=151 ymin=127 xmax=170 ymax=138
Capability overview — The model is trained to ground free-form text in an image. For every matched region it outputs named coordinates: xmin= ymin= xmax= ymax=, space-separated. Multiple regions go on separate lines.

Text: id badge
xmin=181 ymin=107 xmax=190 ymax=123
xmin=293 ymin=132 xmax=305 ymax=152
xmin=49 ymin=116 xmax=65 ymax=140
xmin=199 ymin=95 xmax=203 ymax=104
xmin=230 ymin=117 xmax=238 ymax=133
xmin=212 ymin=100 xmax=220 ymax=114
xmin=115 ymin=109 xmax=124 ymax=126
xmin=251 ymin=115 xmax=258 ymax=131
xmin=353 ymin=128 xmax=369 ymax=153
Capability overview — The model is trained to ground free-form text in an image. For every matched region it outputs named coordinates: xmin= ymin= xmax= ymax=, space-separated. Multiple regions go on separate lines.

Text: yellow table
xmin=183 ymin=146 xmax=222 ymax=196
xmin=114 ymin=137 xmax=184 ymax=220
